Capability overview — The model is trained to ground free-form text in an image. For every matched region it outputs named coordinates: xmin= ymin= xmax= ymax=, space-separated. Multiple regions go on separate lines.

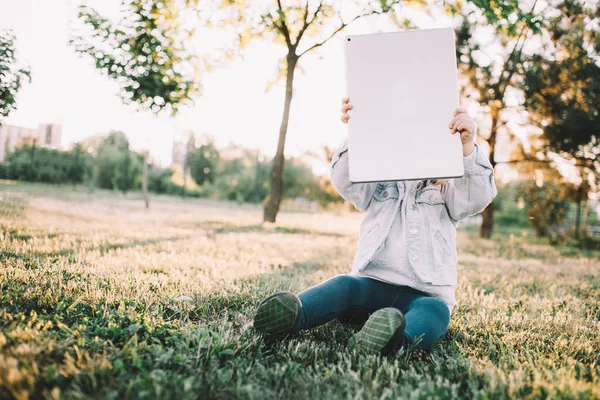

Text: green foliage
xmin=452 ymin=0 xmax=544 ymax=108
xmin=203 ymin=149 xmax=273 ymax=204
xmin=315 ymin=177 xmax=344 ymax=208
xmin=147 ymin=166 xmax=174 ymax=194
xmin=492 ymin=182 xmax=530 ymax=228
xmin=4 ymin=144 xmax=92 ymax=185
xmin=467 ymin=0 xmax=544 ymax=36
xmin=199 ymin=149 xmax=330 ymax=205
xmin=517 ymin=181 xmax=571 ymax=237
xmin=520 ymin=0 xmax=600 ymax=186
xmin=1 ymin=135 xmax=341 ymax=206
xmin=68 ymin=143 xmax=89 ymax=185
xmin=94 ymin=132 xmax=142 ymax=193
xmin=186 ymin=139 xmax=219 ymax=186
xmin=579 ymin=234 xmax=600 ymax=251
xmin=147 ymin=165 xmax=201 ymax=197
xmin=282 ymin=157 xmax=320 ymax=200
xmin=71 ymin=1 xmax=201 ymax=116
xmin=0 ymin=29 xmax=31 ymax=124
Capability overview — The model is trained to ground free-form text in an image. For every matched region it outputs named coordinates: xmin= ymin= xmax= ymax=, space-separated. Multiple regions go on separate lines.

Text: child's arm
xmin=329 ymin=138 xmax=378 ymax=212
xmin=329 ymin=97 xmax=377 ymax=211
xmin=440 ymin=145 xmax=497 ymax=221
xmin=440 ymin=108 xmax=497 ymax=221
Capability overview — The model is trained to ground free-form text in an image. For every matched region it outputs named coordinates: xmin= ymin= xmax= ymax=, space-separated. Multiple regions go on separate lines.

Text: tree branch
xmin=497 ymin=0 xmax=538 ymax=97
xmin=298 ymin=8 xmax=381 ymax=58
xmin=494 ymin=29 xmax=527 ymax=98
xmin=276 ymin=0 xmax=293 ymax=48
xmin=495 ymin=158 xmax=551 ymax=165
xmin=495 ymin=158 xmax=596 ymax=169
xmin=499 ymin=31 xmax=528 ymax=97
xmin=295 ymin=0 xmax=322 ymax=45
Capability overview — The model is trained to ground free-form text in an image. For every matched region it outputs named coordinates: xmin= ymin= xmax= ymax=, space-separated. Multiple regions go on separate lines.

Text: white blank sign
xmin=344 ymin=28 xmax=464 ymax=183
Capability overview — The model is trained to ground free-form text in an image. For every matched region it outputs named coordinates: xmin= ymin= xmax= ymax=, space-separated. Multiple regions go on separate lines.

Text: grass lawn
xmin=1 ymin=182 xmax=599 ymax=399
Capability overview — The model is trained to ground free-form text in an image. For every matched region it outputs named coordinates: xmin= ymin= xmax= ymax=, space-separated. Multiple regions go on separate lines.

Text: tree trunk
xmin=142 ymin=151 xmax=149 ymax=209
xmin=182 ymin=156 xmax=187 ymax=199
xmin=253 ymin=148 xmax=261 ymax=203
xmin=263 ymin=54 xmax=298 ymax=223
xmin=29 ymin=141 xmax=36 ymax=181
xmin=574 ymin=184 xmax=584 ymax=238
xmin=122 ymin=152 xmax=130 ymax=195
xmin=582 ymin=198 xmax=589 ymax=236
xmin=479 ymin=109 xmax=499 ymax=239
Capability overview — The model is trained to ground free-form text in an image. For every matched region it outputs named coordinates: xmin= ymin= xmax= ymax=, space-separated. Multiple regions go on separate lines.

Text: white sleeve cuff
xmin=463 ymin=144 xmax=480 ymax=173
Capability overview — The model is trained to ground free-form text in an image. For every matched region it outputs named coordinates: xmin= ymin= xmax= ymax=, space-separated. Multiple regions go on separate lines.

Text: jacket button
xmin=411 ymin=254 xmax=419 ymax=262
xmin=429 ymin=195 xmax=435 ymax=201
xmin=410 ymin=228 xmax=418 ymax=235
xmin=409 ymin=204 xmax=416 ymax=211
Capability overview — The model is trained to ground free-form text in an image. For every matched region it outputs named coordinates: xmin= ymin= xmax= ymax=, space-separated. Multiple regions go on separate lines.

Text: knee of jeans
xmin=328 ymin=274 xmax=361 ymax=295
xmin=419 ymin=297 xmax=450 ymax=325
xmin=329 ymin=274 xmax=356 ymax=286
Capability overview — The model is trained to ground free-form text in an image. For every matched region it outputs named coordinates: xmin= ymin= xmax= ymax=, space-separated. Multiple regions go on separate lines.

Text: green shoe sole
xmin=348 ymin=307 xmax=406 ymax=356
xmin=253 ymin=292 xmax=302 ymax=340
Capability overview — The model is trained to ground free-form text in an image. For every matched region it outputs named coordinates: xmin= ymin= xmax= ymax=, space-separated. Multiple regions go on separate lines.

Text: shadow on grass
xmin=195 ymin=220 xmax=345 ymax=238
xmin=0 ymin=235 xmax=192 ymax=265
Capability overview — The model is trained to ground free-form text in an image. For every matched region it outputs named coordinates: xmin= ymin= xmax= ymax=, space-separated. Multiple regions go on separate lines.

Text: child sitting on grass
xmin=253 ymin=97 xmax=497 ymax=356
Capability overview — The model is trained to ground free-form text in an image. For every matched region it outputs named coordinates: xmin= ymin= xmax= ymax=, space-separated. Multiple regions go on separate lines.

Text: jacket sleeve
xmin=328 ymin=138 xmax=378 ymax=212
xmin=440 ymin=144 xmax=497 ymax=222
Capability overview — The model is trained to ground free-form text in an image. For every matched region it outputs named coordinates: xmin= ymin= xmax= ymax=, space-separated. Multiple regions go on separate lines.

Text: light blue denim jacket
xmin=329 ymin=138 xmax=497 ymax=286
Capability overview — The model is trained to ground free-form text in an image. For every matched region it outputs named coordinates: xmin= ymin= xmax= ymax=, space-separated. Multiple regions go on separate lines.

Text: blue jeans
xmin=294 ymin=274 xmax=451 ymax=351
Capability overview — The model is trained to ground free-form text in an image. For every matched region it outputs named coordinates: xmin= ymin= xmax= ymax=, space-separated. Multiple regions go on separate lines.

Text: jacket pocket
xmin=416 ymin=187 xmax=445 ymax=205
xmin=373 ymin=183 xmax=400 ymax=202
xmin=435 ymin=231 xmax=452 ymax=264
xmin=357 ymin=223 xmax=379 ymax=255
xmin=430 ymin=230 xmax=457 ymax=285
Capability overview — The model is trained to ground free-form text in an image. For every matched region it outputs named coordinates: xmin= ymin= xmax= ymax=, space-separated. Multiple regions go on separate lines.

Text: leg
xmin=348 ymin=291 xmax=450 ymax=355
xmin=254 ymin=274 xmax=374 ymax=340
xmin=295 ymin=275 xmax=426 ymax=332
xmin=402 ymin=296 xmax=450 ymax=351
xmin=295 ymin=274 xmax=375 ymax=331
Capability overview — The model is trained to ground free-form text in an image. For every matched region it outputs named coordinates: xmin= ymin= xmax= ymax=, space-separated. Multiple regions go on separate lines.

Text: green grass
xmin=1 ymin=182 xmax=599 ymax=399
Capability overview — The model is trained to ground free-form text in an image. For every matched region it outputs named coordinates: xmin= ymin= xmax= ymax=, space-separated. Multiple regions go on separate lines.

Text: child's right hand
xmin=340 ymin=97 xmax=353 ymax=124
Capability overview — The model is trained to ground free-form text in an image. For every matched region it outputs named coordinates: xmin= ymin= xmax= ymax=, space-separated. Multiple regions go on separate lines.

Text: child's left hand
xmin=449 ymin=108 xmax=477 ymax=156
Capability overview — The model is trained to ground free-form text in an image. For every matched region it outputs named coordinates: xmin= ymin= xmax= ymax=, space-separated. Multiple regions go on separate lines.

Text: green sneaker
xmin=348 ymin=307 xmax=407 ymax=356
xmin=253 ymin=292 xmax=302 ymax=340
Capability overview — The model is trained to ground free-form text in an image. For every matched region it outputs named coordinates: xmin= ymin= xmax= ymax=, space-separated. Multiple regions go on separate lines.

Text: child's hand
xmin=340 ymin=97 xmax=352 ymax=124
xmin=449 ymin=108 xmax=477 ymax=156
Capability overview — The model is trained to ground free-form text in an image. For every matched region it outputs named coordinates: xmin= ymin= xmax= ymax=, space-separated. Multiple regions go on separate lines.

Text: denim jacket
xmin=329 ymin=138 xmax=497 ymax=286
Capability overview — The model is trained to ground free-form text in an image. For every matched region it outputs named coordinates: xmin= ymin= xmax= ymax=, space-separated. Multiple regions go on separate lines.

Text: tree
xmin=206 ymin=145 xmax=270 ymax=203
xmin=5 ymin=144 xmax=92 ymax=185
xmin=518 ymin=180 xmax=571 ymax=238
xmin=306 ymin=144 xmax=344 ymax=208
xmin=447 ymin=0 xmax=545 ymax=238
xmin=520 ymin=0 xmax=600 ymax=238
xmin=187 ymin=139 xmax=219 ymax=186
xmin=71 ymin=0 xmax=202 ymax=207
xmin=282 ymin=156 xmax=320 ymax=200
xmin=0 ymin=29 xmax=30 ymax=125
xmin=95 ymin=131 xmax=142 ymax=193
xmin=68 ymin=143 xmax=88 ymax=185
xmin=181 ymin=131 xmax=194 ymax=198
xmin=213 ymin=0 xmax=406 ymax=222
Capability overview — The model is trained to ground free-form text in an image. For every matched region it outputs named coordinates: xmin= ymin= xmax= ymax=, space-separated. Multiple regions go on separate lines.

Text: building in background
xmin=0 ymin=123 xmax=62 ymax=162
